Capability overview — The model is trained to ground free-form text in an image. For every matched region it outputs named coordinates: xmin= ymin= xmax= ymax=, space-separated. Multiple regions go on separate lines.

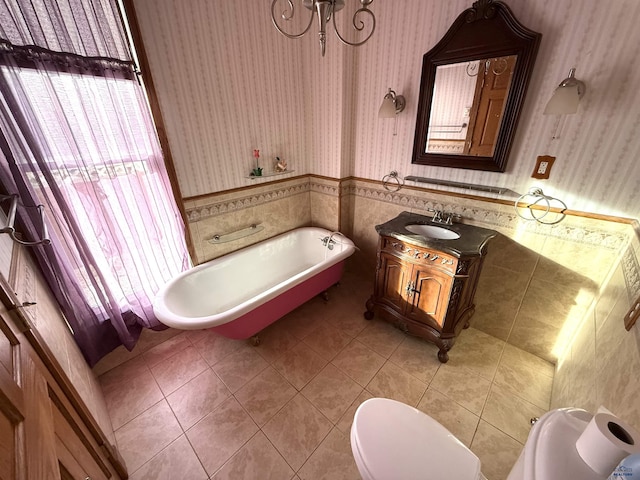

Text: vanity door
xmin=375 ymin=251 xmax=411 ymax=315
xmin=405 ymin=266 xmax=453 ymax=329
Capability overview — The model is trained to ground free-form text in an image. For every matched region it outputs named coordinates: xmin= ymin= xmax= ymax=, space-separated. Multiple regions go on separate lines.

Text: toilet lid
xmin=352 ymin=398 xmax=481 ymax=480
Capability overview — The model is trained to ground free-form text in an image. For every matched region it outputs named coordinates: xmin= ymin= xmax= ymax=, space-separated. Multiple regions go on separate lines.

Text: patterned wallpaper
xmin=132 ymin=0 xmax=640 ymax=221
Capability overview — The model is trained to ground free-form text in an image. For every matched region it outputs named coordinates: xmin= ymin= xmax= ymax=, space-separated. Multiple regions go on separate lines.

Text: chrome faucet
xmin=427 ymin=208 xmax=460 ymax=225
xmin=321 ymin=231 xmax=345 ymax=250
xmin=442 ymin=212 xmax=461 ymax=225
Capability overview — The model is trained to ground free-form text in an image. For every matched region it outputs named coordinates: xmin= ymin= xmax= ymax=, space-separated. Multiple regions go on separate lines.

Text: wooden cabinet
xmin=0 ymin=279 xmax=126 ymax=480
xmin=365 ymin=235 xmax=487 ymax=363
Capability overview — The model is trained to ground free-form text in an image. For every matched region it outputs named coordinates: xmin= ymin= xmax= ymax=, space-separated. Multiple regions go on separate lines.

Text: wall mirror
xmin=412 ymin=0 xmax=541 ymax=172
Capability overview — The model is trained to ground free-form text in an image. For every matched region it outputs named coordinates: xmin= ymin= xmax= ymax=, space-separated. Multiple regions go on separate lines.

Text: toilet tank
xmin=507 ymin=408 xmax=603 ymax=480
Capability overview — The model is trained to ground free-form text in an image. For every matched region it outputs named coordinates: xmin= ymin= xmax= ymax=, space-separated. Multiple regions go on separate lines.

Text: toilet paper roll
xmin=576 ymin=412 xmax=640 ymax=476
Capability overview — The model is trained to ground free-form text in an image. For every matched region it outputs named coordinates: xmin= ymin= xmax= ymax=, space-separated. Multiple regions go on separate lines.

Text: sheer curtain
xmin=0 ymin=0 xmax=190 ymax=366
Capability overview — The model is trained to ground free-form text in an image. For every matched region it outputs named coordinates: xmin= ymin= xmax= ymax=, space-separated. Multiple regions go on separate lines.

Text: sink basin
xmin=405 ymin=224 xmax=460 ymax=240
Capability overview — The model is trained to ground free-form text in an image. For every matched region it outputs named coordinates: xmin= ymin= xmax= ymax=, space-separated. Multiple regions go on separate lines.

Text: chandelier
xmin=270 ymin=0 xmax=376 ymax=57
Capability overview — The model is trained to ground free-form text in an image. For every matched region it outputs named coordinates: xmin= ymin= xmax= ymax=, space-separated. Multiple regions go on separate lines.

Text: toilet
xmin=351 ymin=398 xmax=605 ymax=480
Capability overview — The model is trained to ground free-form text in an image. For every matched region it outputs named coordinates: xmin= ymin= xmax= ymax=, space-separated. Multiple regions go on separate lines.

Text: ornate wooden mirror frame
xmin=411 ymin=0 xmax=541 ymax=172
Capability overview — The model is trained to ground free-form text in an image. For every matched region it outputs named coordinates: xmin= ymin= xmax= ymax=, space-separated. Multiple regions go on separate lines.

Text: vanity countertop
xmin=375 ymin=211 xmax=497 ymax=258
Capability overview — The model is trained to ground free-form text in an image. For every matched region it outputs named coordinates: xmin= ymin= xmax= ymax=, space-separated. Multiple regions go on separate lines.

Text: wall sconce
xmin=379 ymin=88 xmax=405 ymax=136
xmin=378 ymin=88 xmax=406 ymax=118
xmin=543 ymin=68 xmax=586 ymax=115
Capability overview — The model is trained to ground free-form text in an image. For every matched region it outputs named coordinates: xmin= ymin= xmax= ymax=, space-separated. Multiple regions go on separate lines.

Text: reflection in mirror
xmin=411 ymin=0 xmax=541 ymax=172
xmin=426 ymin=55 xmax=517 ymax=157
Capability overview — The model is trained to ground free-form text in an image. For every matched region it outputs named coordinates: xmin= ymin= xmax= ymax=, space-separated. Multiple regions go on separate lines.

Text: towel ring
xmin=514 ymin=188 xmax=567 ymax=225
xmin=382 ymin=171 xmax=404 ymax=192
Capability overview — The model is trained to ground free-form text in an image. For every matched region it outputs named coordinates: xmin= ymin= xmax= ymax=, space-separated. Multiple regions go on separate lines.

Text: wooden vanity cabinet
xmin=365 ymin=235 xmax=486 ymax=362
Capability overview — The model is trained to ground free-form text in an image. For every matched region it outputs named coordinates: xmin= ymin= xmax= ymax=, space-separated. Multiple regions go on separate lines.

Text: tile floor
xmin=95 ymin=268 xmax=555 ymax=480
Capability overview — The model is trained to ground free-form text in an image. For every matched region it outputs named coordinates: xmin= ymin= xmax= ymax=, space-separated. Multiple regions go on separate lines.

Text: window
xmin=0 ymin=0 xmax=189 ymax=365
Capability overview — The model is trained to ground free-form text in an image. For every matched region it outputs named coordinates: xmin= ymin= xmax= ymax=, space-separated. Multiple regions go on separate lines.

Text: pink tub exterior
xmin=153 ymin=227 xmax=356 ymax=338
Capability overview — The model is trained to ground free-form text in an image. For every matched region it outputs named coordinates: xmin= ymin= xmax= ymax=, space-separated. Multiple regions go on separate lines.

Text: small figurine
xmin=275 ymin=156 xmax=287 ymax=172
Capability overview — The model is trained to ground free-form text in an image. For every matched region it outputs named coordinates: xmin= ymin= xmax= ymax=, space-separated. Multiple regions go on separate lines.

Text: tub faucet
xmin=321 ymin=231 xmax=346 ymax=250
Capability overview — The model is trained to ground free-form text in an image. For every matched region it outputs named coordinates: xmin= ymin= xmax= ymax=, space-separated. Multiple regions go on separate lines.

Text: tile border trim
xmin=348 ymin=182 xmax=630 ymax=251
xmin=186 ymin=182 xmax=310 ymax=223
xmin=622 ymin=246 xmax=640 ymax=302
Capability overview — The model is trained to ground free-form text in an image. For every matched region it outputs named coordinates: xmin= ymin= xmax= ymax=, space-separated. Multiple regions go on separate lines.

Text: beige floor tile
xmin=335 ymin=390 xmax=374 ymax=436
xmin=192 ymin=330 xmax=246 ymax=366
xmin=100 ymin=356 xmax=163 ymax=430
xmin=366 ymin=361 xmax=427 ymax=407
xmin=142 ymin=332 xmax=192 ymax=369
xmin=332 ymin=339 xmax=385 ymax=387
xmin=356 ymin=319 xmax=405 ymax=358
xmin=99 ymin=354 xmax=150 ymax=389
xmin=235 ymin=367 xmax=297 ymax=426
xmin=272 ymin=342 xmax=328 ymax=390
xmin=302 ymin=323 xmax=352 ymax=361
xmin=186 ymin=396 xmax=259 ymax=476
xmin=448 ymin=327 xmax=505 ymax=381
xmin=388 ymin=335 xmax=442 ymax=384
xmin=254 ymin=321 xmax=301 ymax=363
xmin=416 ymin=388 xmax=480 ymax=448
xmin=263 ymin=394 xmax=333 ymax=471
xmin=114 ymin=400 xmax=182 ymax=474
xmin=150 ymin=346 xmax=208 ymax=395
xmin=301 ymin=364 xmax=363 ymax=423
xmin=210 ymin=432 xmax=294 ymax=480
xmin=298 ymin=428 xmax=361 ymax=480
xmin=93 ymin=343 xmax=144 ymax=377
xmin=129 ymin=435 xmax=207 ymax=480
xmin=212 ymin=347 xmax=269 ymax=393
xmin=326 ymin=299 xmax=370 ymax=338
xmin=166 ymin=369 xmax=230 ymax=430
xmin=135 ymin=327 xmax=183 ymax=353
xmin=276 ymin=298 xmax=329 ymax=340
xmin=430 ymin=364 xmax=491 ymax=416
xmin=471 ymin=420 xmax=523 ymax=480
xmin=494 ymin=344 xmax=554 ymax=409
xmin=481 ymin=385 xmax=544 ymax=444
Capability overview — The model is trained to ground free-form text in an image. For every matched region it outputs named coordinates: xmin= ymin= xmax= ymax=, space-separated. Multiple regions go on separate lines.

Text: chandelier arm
xmin=271 ymin=0 xmax=316 ymax=39
xmin=332 ymin=6 xmax=376 ymax=47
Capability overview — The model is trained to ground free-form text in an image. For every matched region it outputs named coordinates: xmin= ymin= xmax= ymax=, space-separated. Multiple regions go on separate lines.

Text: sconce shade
xmin=543 ymin=68 xmax=586 ymax=115
xmin=378 ymin=88 xmax=406 ymax=118
xmin=378 ymin=96 xmax=397 ymax=118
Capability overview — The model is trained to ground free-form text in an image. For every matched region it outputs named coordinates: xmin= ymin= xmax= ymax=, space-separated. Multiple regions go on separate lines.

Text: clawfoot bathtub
xmin=153 ymin=227 xmax=356 ymax=339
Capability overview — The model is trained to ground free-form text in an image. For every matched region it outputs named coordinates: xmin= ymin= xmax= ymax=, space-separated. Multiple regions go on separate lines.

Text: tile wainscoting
xmin=551 ymin=230 xmax=640 ymax=432
xmin=184 ymin=176 xmax=341 ymax=265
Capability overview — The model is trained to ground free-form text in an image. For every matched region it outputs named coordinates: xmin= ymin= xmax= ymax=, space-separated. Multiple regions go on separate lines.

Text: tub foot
xmin=321 ymin=290 xmax=329 ymax=302
xmin=250 ymin=335 xmax=261 ymax=346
